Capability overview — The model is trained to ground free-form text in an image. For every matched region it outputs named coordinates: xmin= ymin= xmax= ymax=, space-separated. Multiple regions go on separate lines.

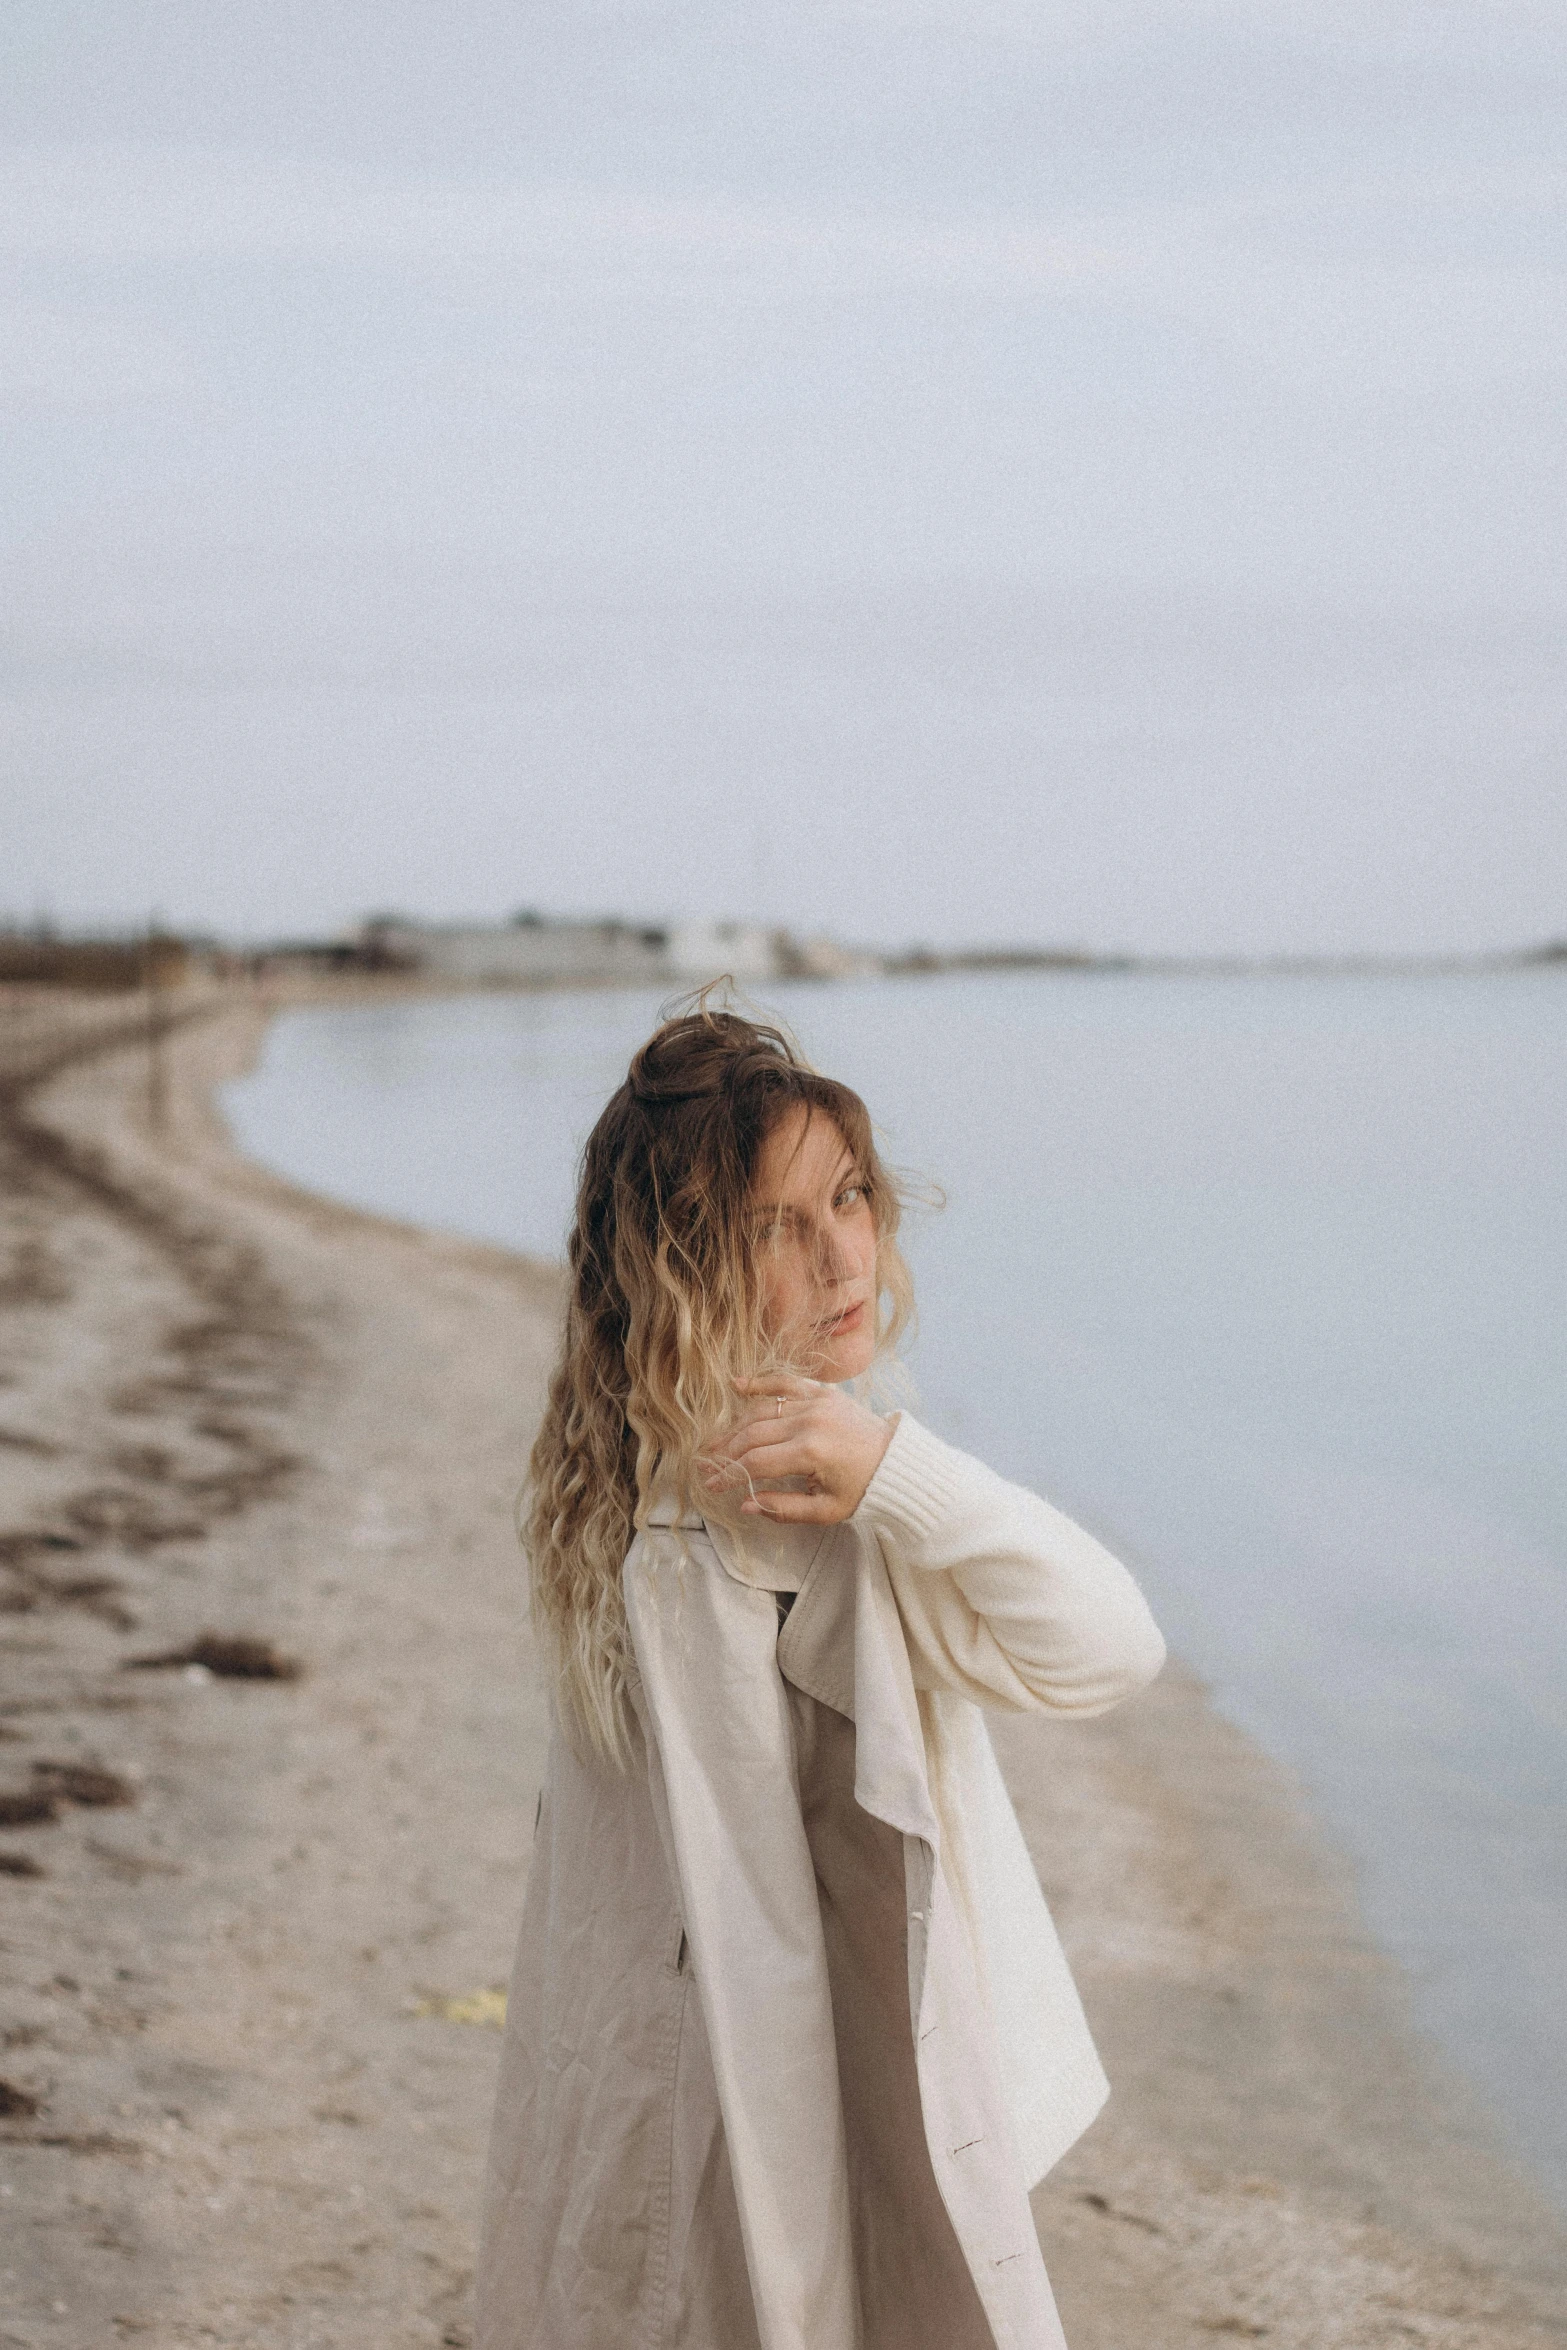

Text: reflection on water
xmin=224 ymin=969 xmax=1567 ymax=2203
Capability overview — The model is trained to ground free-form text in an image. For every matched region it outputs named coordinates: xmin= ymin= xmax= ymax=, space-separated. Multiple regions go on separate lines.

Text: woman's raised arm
xmin=854 ymin=1413 xmax=1167 ymax=1716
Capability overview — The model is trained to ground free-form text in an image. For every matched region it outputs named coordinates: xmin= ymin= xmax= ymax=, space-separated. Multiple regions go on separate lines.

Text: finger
xmin=741 ymin=1492 xmax=844 ymax=1524
xmin=699 ymin=1443 xmax=809 ymax=1494
xmin=699 ymin=1448 xmax=781 ymax=1487
xmin=704 ymin=1462 xmax=814 ymax=1511
xmin=709 ymin=1391 xmax=808 ymax=1447
xmin=733 ymin=1373 xmax=821 ymax=1400
xmin=723 ymin=1432 xmax=819 ymax=1478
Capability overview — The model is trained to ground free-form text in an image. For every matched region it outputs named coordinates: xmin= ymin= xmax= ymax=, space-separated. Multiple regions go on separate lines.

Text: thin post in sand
xmin=144 ymin=918 xmax=169 ymax=1133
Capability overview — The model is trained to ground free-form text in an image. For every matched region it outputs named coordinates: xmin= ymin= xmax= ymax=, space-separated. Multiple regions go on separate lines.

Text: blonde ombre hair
xmin=525 ymin=1002 xmax=914 ymax=1765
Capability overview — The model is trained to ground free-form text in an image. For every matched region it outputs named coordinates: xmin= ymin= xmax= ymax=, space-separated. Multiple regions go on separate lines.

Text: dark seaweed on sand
xmin=125 ymin=1631 xmax=301 ymax=1680
xmin=31 ymin=1760 xmax=136 ymax=1807
xmin=0 ymin=1788 xmax=60 ymax=1827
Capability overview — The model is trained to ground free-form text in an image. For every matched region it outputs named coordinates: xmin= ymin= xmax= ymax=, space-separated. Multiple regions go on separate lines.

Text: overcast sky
xmin=3 ymin=2 xmax=1564 ymax=954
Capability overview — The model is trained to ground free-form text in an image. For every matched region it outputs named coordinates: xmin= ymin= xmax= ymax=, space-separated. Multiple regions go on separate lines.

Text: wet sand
xmin=1 ymin=988 xmax=1563 ymax=2348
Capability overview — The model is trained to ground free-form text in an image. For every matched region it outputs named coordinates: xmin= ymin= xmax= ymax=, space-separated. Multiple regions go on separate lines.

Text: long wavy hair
xmin=525 ymin=1001 xmax=914 ymax=1766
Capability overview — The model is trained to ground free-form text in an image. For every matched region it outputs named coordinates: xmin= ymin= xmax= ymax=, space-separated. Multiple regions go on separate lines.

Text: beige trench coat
xmin=477 ymin=1413 xmax=1165 ymax=2350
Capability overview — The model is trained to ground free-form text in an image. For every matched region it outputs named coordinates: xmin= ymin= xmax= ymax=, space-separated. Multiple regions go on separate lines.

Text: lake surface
xmin=223 ymin=970 xmax=1567 ymax=2204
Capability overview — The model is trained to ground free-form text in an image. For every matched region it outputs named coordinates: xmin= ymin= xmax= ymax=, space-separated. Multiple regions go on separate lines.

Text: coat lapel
xmin=773 ymin=1520 xmax=941 ymax=1848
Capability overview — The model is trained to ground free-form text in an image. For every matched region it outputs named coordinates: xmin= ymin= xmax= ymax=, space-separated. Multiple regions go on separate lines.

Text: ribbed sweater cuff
xmin=855 ymin=1412 xmax=965 ymax=1551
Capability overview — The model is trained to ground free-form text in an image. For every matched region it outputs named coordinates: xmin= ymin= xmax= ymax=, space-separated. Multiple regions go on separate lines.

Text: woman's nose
xmin=813 ymin=1227 xmax=853 ymax=1281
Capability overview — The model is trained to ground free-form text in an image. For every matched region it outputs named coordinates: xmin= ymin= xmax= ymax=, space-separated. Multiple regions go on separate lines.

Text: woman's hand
xmin=703 ymin=1374 xmax=896 ymax=1524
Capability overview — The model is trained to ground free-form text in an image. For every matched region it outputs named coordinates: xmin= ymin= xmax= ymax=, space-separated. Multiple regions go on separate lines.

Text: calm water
xmin=223 ymin=971 xmax=1567 ymax=2203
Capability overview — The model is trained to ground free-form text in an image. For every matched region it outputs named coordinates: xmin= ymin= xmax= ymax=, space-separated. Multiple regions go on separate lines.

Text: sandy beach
xmin=2 ymin=988 xmax=1564 ymax=2350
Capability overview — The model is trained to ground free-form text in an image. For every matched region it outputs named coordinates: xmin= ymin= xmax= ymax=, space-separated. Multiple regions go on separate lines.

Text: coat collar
xmin=645 ymin=1497 xmax=828 ymax=1593
xmin=642 ymin=1489 xmax=703 ymax=1529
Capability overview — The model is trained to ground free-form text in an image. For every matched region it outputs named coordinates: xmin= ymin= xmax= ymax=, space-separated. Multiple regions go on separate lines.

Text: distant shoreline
xmin=230 ymin=937 xmax=1567 ymax=1006
xmin=258 ymin=936 xmax=1567 ymax=996
xmin=885 ymin=941 xmax=1567 ymax=978
xmin=8 ymin=932 xmax=1564 ymax=1006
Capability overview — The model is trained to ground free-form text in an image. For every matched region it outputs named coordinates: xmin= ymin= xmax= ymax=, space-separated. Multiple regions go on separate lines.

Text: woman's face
xmin=748 ymin=1105 xmax=878 ymax=1382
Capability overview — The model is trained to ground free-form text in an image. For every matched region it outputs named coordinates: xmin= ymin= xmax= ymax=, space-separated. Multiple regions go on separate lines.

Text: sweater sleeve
xmin=853 ymin=1412 xmax=1166 ymax=1716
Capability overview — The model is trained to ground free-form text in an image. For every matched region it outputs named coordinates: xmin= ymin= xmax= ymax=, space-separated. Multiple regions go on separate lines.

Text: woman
xmin=477 ymin=1005 xmax=1165 ymax=2350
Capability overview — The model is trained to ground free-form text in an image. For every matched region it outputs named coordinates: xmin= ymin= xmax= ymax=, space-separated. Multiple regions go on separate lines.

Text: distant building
xmin=359 ymin=913 xmax=796 ymax=990
xmin=778 ymin=934 xmax=883 ymax=981
xmin=665 ymin=920 xmax=783 ymax=984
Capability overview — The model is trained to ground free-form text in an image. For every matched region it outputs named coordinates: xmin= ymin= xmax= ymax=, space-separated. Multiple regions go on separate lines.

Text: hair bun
xmin=625 ymin=1045 xmax=718 ymax=1106
xmin=625 ymin=1010 xmax=793 ymax=1107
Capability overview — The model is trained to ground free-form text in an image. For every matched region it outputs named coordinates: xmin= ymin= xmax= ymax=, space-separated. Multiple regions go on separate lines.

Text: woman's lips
xmin=824 ymin=1300 xmax=866 ymax=1336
